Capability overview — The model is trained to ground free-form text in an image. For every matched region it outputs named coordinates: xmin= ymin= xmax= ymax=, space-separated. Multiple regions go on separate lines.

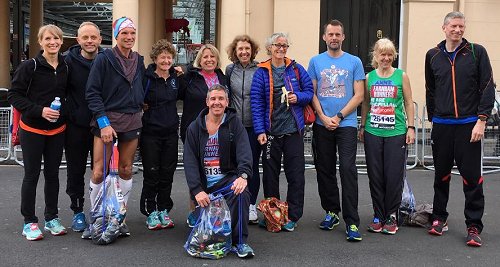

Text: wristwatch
xmin=240 ymin=173 xmax=248 ymax=179
xmin=337 ymin=112 xmax=344 ymax=120
xmin=478 ymin=115 xmax=487 ymax=122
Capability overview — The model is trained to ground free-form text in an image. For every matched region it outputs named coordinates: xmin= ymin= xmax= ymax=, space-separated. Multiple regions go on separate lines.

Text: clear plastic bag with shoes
xmin=89 ymin=143 xmax=127 ymax=245
xmin=184 ymin=194 xmax=232 ymax=260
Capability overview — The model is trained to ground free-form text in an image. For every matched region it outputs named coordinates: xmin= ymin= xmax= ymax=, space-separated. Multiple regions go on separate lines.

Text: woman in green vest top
xmin=359 ymin=38 xmax=415 ymax=235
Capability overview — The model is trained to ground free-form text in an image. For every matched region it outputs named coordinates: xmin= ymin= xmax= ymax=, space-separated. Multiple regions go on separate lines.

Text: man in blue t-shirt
xmin=307 ymin=19 xmax=365 ymax=242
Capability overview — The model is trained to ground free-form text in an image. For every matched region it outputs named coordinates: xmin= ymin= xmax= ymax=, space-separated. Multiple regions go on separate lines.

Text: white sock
xmin=89 ymin=181 xmax=102 ymax=208
xmin=119 ymin=177 xmax=133 ymax=206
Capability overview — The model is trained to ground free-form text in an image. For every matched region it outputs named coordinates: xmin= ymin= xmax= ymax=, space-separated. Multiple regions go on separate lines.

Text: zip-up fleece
xmin=179 ymin=65 xmax=227 ymax=142
xmin=425 ymin=38 xmax=495 ymax=121
xmin=225 ymin=61 xmax=258 ymax=127
xmin=183 ymin=107 xmax=252 ymax=197
xmin=142 ymin=63 xmax=185 ymax=136
xmin=250 ymin=57 xmax=313 ymax=135
xmin=85 ymin=48 xmax=145 ymax=119
xmin=8 ymin=51 xmax=68 ymax=130
xmin=65 ymin=44 xmax=103 ymax=127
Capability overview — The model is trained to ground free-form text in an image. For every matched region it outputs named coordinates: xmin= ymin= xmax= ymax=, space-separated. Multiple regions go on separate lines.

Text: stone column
xmin=29 ymin=0 xmax=44 ymax=58
xmin=138 ymin=0 xmax=155 ymax=65
xmin=0 ymin=0 xmax=10 ymax=88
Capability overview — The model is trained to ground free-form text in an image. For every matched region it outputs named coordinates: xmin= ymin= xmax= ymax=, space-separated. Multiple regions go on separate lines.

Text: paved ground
xmin=1 ymin=165 xmax=499 ymax=266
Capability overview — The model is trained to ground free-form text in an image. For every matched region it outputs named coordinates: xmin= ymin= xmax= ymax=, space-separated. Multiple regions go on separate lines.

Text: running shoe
xmin=119 ymin=222 xmax=131 ymax=236
xmin=428 ymin=220 xmax=448 ymax=236
xmin=44 ymin=218 xmax=67 ymax=236
xmin=186 ymin=211 xmax=198 ymax=228
xmin=249 ymin=204 xmax=259 ymax=224
xmin=81 ymin=225 xmax=91 ymax=239
xmin=71 ymin=212 xmax=88 ymax=232
xmin=346 ymin=224 xmax=362 ymax=242
xmin=367 ymin=217 xmax=383 ymax=233
xmin=233 ymin=243 xmax=255 ymax=258
xmin=22 ymin=223 xmax=43 ymax=241
xmin=466 ymin=227 xmax=482 ymax=247
xmin=158 ymin=210 xmax=175 ymax=228
xmin=319 ymin=211 xmax=340 ymax=230
xmin=146 ymin=211 xmax=162 ymax=230
xmin=382 ymin=214 xmax=398 ymax=235
xmin=282 ymin=220 xmax=297 ymax=232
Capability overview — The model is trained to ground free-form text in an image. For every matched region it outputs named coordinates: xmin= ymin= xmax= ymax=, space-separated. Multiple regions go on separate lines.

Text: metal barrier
xmin=0 ymin=88 xmax=12 ymax=162
xmin=421 ymin=105 xmax=500 ymax=174
xmin=355 ymin=102 xmax=420 ymax=174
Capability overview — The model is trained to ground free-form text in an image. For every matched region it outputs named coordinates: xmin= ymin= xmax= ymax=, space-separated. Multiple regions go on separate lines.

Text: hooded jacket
xmin=183 ymin=107 xmax=252 ymax=197
xmin=85 ymin=48 xmax=145 ymax=119
xmin=64 ymin=44 xmax=103 ymax=127
xmin=250 ymin=58 xmax=314 ymax=135
xmin=179 ymin=65 xmax=227 ymax=142
xmin=8 ymin=51 xmax=68 ymax=130
xmin=142 ymin=63 xmax=185 ymax=136
xmin=225 ymin=61 xmax=258 ymax=127
xmin=425 ymin=38 xmax=495 ymax=122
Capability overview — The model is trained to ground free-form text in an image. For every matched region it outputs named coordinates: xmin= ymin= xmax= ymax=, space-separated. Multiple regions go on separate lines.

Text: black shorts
xmin=91 ymin=127 xmax=141 ymax=142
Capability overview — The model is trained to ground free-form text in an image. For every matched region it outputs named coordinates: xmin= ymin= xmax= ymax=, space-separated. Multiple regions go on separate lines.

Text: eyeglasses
xmin=272 ymin=43 xmax=289 ymax=49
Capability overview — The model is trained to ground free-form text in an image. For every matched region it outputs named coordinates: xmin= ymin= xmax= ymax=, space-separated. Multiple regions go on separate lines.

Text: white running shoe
xmin=249 ymin=204 xmax=258 ymax=224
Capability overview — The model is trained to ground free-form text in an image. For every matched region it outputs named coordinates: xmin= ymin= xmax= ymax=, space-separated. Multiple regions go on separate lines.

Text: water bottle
xmin=49 ymin=97 xmax=61 ymax=122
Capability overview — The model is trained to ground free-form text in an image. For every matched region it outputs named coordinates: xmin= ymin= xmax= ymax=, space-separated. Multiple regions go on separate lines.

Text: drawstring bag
xmin=185 ymin=185 xmax=242 ymax=260
xmin=257 ymin=197 xmax=288 ymax=232
xmin=89 ymin=143 xmax=127 ymax=245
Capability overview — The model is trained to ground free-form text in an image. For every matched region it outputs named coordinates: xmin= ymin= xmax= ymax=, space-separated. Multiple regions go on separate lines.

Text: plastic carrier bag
xmin=398 ymin=178 xmax=416 ymax=226
xmin=185 ymin=193 xmax=232 ymax=260
xmin=89 ymin=143 xmax=127 ymax=245
xmin=257 ymin=197 xmax=289 ymax=232
xmin=400 ymin=178 xmax=416 ymax=214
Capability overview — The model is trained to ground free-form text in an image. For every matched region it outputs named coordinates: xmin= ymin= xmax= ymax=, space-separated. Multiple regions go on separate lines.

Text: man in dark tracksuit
xmin=425 ymin=11 xmax=495 ymax=247
xmin=64 ymin=22 xmax=102 ymax=233
xmin=184 ymin=85 xmax=254 ymax=258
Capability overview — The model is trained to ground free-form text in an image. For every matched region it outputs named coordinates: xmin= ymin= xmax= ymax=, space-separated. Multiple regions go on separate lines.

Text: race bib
xmin=370 ymin=106 xmax=395 ymax=128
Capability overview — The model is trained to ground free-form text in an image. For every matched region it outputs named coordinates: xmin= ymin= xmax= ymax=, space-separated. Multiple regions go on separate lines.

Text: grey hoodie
xmin=225 ymin=61 xmax=258 ymax=127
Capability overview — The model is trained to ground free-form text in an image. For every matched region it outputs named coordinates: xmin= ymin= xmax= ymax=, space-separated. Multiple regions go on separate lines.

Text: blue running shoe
xmin=71 ymin=212 xmax=88 ymax=232
xmin=282 ymin=220 xmax=297 ymax=232
xmin=22 ymin=223 xmax=43 ymax=241
xmin=319 ymin=211 xmax=340 ymax=230
xmin=146 ymin=211 xmax=162 ymax=230
xmin=158 ymin=210 xmax=175 ymax=228
xmin=44 ymin=218 xmax=67 ymax=236
xmin=186 ymin=211 xmax=198 ymax=228
xmin=233 ymin=243 xmax=255 ymax=258
xmin=346 ymin=224 xmax=362 ymax=242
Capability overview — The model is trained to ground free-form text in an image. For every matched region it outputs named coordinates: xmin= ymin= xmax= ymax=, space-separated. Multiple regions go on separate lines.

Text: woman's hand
xmin=257 ymin=133 xmax=267 ymax=145
xmin=42 ymin=107 xmax=60 ymax=122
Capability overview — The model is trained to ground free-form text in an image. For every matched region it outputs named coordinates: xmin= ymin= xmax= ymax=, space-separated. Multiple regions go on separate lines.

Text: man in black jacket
xmin=64 ymin=21 xmax=102 ymax=235
xmin=425 ymin=11 xmax=495 ymax=247
xmin=184 ymin=84 xmax=254 ymax=258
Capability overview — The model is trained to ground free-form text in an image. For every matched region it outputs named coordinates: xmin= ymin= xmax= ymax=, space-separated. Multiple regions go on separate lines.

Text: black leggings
xmin=20 ymin=128 xmax=65 ymax=224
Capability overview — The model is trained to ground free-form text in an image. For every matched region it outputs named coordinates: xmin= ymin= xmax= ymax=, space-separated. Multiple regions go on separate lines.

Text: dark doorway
xmin=319 ymin=0 xmax=401 ymax=73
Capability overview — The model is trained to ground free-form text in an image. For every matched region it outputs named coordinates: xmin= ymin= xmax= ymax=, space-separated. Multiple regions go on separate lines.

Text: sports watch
xmin=337 ymin=112 xmax=344 ymax=120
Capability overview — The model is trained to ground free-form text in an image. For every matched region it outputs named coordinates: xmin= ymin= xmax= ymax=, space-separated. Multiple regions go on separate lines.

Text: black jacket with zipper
xmin=425 ymin=38 xmax=495 ymax=121
xmin=142 ymin=63 xmax=185 ymax=136
xmin=178 ymin=65 xmax=227 ymax=142
xmin=8 ymin=51 xmax=68 ymax=130
xmin=183 ymin=107 xmax=252 ymax=197
xmin=64 ymin=44 xmax=103 ymax=127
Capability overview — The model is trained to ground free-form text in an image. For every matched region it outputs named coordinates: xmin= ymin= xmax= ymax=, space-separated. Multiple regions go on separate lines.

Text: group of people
xmin=7 ymin=11 xmax=495 ymax=259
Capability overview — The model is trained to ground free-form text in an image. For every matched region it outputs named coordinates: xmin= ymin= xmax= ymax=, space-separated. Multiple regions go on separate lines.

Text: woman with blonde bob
xmin=180 ymin=44 xmax=228 ymax=226
xmin=359 ymin=38 xmax=415 ymax=235
xmin=9 ymin=24 xmax=69 ymax=240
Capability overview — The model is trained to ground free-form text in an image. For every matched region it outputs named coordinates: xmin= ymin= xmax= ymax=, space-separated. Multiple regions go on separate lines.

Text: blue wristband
xmin=97 ymin=116 xmax=110 ymax=129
